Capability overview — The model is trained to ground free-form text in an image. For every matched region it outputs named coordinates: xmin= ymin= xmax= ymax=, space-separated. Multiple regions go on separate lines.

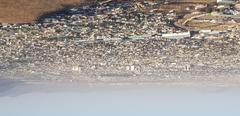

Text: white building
xmin=162 ymin=32 xmax=191 ymax=39
xmin=217 ymin=0 xmax=237 ymax=5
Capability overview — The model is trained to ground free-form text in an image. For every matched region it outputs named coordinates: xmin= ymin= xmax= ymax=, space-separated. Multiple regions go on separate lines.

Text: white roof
xmin=217 ymin=0 xmax=237 ymax=4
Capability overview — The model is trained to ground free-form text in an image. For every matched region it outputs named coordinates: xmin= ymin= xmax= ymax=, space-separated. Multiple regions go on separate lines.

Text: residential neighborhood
xmin=1 ymin=0 xmax=240 ymax=81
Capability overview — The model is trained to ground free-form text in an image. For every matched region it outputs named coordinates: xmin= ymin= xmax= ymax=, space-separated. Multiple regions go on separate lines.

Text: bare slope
xmin=0 ymin=0 xmax=91 ymax=23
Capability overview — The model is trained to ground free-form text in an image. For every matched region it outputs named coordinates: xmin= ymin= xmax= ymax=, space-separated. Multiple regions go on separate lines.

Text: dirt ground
xmin=0 ymin=0 xmax=92 ymax=23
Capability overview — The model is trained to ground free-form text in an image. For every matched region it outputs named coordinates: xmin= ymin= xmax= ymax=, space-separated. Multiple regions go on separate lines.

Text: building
xmin=162 ymin=32 xmax=191 ymax=39
xmin=217 ymin=0 xmax=237 ymax=5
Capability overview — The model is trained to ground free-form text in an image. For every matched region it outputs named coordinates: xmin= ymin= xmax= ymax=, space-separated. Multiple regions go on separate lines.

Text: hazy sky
xmin=0 ymin=81 xmax=240 ymax=116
